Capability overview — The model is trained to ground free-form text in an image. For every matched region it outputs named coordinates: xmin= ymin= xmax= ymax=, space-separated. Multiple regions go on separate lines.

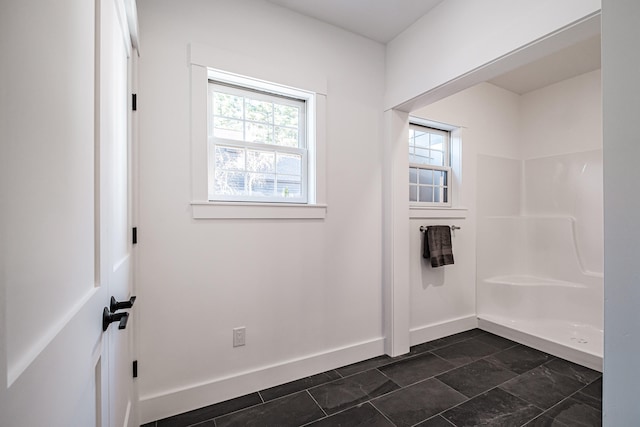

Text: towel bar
xmin=420 ymin=225 xmax=460 ymax=232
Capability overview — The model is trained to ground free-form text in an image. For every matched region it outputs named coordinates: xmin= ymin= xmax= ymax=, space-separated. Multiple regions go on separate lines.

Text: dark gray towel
xmin=423 ymin=226 xmax=455 ymax=267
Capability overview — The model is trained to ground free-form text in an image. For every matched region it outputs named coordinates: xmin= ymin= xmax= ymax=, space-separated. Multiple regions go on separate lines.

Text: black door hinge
xmin=132 ymin=227 xmax=138 ymax=245
xmin=132 ymin=93 xmax=137 ymax=111
xmin=133 ymin=360 xmax=138 ymax=378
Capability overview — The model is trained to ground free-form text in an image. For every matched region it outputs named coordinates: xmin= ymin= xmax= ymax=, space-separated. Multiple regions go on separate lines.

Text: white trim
xmin=408 ymin=116 xmax=460 ymax=132
xmin=382 ymin=109 xmax=411 ymax=357
xmin=208 ymin=70 xmax=316 ymax=106
xmin=409 ymin=207 xmax=468 ymax=219
xmin=191 ymin=201 xmax=327 ymax=219
xmin=189 ymin=48 xmax=327 ymax=211
xmin=450 ymin=127 xmax=463 ymax=207
xmin=189 ymin=43 xmax=327 ymax=96
xmin=478 ymin=318 xmax=602 ymax=372
xmin=139 ymin=336 xmax=384 ymax=424
xmin=409 ymin=315 xmax=478 ymax=346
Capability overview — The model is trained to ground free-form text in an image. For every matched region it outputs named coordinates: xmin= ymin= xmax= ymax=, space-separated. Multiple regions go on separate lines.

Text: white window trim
xmin=409 ymin=207 xmax=468 ymax=219
xmin=188 ymin=43 xmax=327 ymax=219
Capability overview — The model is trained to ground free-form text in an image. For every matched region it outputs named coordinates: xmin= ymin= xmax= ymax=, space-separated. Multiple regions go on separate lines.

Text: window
xmin=409 ymin=123 xmax=451 ymax=206
xmin=208 ymin=79 xmax=312 ymax=204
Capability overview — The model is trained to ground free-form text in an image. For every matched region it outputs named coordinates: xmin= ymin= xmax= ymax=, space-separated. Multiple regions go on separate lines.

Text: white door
xmin=99 ymin=0 xmax=138 ymax=425
xmin=0 ymin=0 xmax=137 ymax=426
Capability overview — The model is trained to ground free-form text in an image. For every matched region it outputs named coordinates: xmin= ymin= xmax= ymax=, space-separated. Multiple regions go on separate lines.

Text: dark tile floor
xmin=142 ymin=329 xmax=602 ymax=427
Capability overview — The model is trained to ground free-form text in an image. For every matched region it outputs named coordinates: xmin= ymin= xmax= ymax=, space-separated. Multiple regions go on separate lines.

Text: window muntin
xmin=409 ymin=124 xmax=451 ymax=205
xmin=208 ymin=82 xmax=308 ymax=203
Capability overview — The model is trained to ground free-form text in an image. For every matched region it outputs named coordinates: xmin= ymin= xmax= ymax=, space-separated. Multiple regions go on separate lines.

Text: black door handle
xmin=103 ymin=307 xmax=129 ymax=331
xmin=110 ymin=295 xmax=136 ymax=312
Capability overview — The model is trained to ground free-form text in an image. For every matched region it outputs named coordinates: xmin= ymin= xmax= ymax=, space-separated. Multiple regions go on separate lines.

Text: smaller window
xmin=208 ymin=79 xmax=312 ymax=203
xmin=408 ymin=124 xmax=451 ymax=206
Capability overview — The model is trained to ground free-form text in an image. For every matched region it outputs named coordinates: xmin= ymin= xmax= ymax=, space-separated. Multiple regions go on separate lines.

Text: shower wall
xmin=476 ymin=70 xmax=603 ymax=368
xmin=520 ymin=69 xmax=603 ymax=275
xmin=477 ymin=69 xmax=602 ymax=276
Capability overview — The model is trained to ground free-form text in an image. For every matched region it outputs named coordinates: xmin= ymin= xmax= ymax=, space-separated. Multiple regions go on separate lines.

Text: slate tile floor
xmin=143 ymin=329 xmax=602 ymax=427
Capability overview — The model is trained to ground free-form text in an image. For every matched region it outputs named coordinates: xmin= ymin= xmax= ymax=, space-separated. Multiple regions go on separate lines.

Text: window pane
xmin=248 ymin=173 xmax=275 ymax=196
xmin=414 ymin=131 xmax=429 ymax=148
xmin=431 ymin=150 xmax=444 ymax=166
xmin=215 ymin=146 xmax=245 ymax=170
xmin=274 ymin=104 xmax=299 ymax=128
xmin=409 ymin=185 xmax=417 ymax=202
xmin=435 ymin=170 xmax=447 ymax=186
xmin=245 ymin=99 xmax=273 ymax=123
xmin=430 ymin=133 xmax=444 ymax=151
xmin=276 ymin=153 xmax=302 ymax=175
xmin=274 ymin=126 xmax=299 ymax=147
xmin=213 ymin=92 xmax=243 ymax=119
xmin=443 ymin=187 xmax=448 ymax=203
xmin=209 ymin=81 xmax=307 ymax=203
xmin=245 ymin=122 xmax=273 ymax=144
xmin=434 ymin=187 xmax=449 ymax=203
xmin=277 ymin=174 xmax=301 ymax=198
xmin=247 ymin=150 xmax=275 ymax=172
xmin=213 ymin=117 xmax=244 ymax=141
xmin=413 ymin=147 xmax=430 ymax=165
xmin=409 ymin=168 xmax=417 ymax=184
xmin=419 ymin=186 xmax=433 ymax=203
xmin=215 ymin=170 xmax=245 ymax=195
xmin=418 ymin=169 xmax=433 ymax=185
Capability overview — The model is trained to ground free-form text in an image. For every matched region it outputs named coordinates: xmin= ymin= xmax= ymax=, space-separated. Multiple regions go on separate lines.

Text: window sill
xmin=191 ymin=201 xmax=327 ymax=219
xmin=409 ymin=206 xmax=468 ymax=219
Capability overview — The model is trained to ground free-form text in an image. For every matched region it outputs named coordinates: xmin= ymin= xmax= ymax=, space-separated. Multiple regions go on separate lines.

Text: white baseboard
xmin=478 ymin=318 xmax=603 ymax=372
xmin=139 ymin=337 xmax=385 ymax=424
xmin=409 ymin=315 xmax=478 ymax=346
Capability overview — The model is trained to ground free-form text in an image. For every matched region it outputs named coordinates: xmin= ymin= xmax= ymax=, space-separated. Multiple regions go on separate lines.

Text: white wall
xmin=136 ymin=0 xmax=385 ymax=422
xmin=410 ymin=83 xmax=521 ymax=340
xmin=385 ymin=0 xmax=601 ymax=110
xmin=602 ymin=0 xmax=640 ymax=423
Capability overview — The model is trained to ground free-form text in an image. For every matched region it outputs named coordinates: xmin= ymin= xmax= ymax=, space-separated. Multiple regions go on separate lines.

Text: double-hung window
xmin=208 ymin=81 xmax=308 ymax=203
xmin=409 ymin=123 xmax=451 ymax=206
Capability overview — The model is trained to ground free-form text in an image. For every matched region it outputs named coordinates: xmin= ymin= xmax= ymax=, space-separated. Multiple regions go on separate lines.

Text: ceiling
xmin=489 ymin=35 xmax=601 ymax=95
xmin=267 ymin=0 xmax=444 ymax=44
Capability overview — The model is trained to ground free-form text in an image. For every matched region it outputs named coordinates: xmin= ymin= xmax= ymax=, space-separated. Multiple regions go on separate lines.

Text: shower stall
xmin=476 ymin=148 xmax=603 ymax=371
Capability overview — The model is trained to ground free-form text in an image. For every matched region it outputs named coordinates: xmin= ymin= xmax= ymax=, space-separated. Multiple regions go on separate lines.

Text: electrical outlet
xmin=233 ymin=327 xmax=246 ymax=347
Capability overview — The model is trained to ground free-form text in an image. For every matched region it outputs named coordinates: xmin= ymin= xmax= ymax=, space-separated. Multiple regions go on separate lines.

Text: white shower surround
xmin=474 ymin=71 xmax=603 ymax=372
xmin=477 ymin=216 xmax=603 ymax=371
xmin=477 ymin=148 xmax=603 ymax=372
